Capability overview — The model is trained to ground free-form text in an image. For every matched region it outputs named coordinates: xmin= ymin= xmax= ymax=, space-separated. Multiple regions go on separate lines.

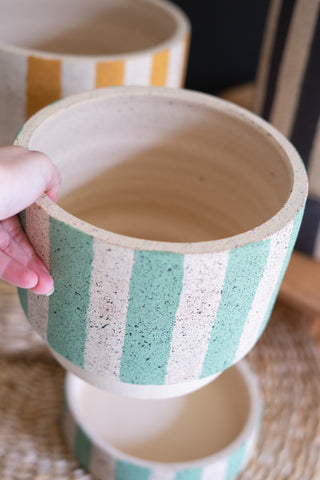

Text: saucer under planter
xmin=63 ymin=360 xmax=262 ymax=480
xmin=15 ymin=86 xmax=308 ymax=398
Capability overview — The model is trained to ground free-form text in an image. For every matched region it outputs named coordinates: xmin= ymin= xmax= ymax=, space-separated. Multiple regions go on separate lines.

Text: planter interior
xmin=28 ymin=91 xmax=295 ymax=244
xmin=0 ymin=0 xmax=179 ymax=55
xmin=66 ymin=362 xmax=256 ymax=464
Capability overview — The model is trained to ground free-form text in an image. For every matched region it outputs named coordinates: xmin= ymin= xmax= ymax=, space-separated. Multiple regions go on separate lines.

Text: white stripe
xmin=165 ymin=251 xmax=229 ymax=384
xmin=166 ymin=40 xmax=186 ymax=88
xmin=149 ymin=469 xmax=176 ymax=480
xmin=84 ymin=242 xmax=135 ymax=379
xmin=0 ymin=50 xmax=27 ymax=145
xmin=253 ymin=0 xmax=283 ymax=114
xmin=202 ymin=459 xmax=228 ymax=480
xmin=63 ymin=407 xmax=77 ymax=451
xmin=235 ymin=221 xmax=293 ymax=362
xmin=61 ymin=59 xmax=96 ymax=98
xmin=90 ymin=446 xmax=116 ymax=479
xmin=308 ymin=117 xmax=320 ymax=198
xmin=270 ymin=0 xmax=319 ymax=137
xmin=26 ymin=203 xmax=50 ymax=340
xmin=241 ymin=424 xmax=261 ymax=470
xmin=124 ymin=55 xmax=153 ymax=86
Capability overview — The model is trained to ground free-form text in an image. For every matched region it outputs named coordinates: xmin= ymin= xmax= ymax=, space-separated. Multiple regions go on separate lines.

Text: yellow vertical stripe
xmin=96 ymin=61 xmax=125 ymax=87
xmin=27 ymin=56 xmax=61 ymax=118
xmin=151 ymin=50 xmax=169 ymax=86
xmin=181 ymin=34 xmax=191 ymax=87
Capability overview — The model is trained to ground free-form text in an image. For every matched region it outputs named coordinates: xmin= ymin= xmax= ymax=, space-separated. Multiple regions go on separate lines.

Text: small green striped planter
xmin=15 ymin=86 xmax=308 ymax=398
xmin=63 ymin=361 xmax=262 ymax=480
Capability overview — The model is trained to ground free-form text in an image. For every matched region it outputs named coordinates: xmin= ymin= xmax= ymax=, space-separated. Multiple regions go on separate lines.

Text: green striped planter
xmin=0 ymin=0 xmax=190 ymax=145
xmin=15 ymin=86 xmax=308 ymax=398
xmin=63 ymin=361 xmax=262 ymax=480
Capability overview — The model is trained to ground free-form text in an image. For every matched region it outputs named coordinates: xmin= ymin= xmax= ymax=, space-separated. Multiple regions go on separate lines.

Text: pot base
xmin=50 ymin=347 xmax=220 ymax=399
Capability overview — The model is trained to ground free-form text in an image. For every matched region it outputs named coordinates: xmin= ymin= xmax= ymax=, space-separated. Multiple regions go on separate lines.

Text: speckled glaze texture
xmin=254 ymin=0 xmax=320 ymax=259
xmin=63 ymin=361 xmax=262 ymax=480
xmin=18 ymin=209 xmax=303 ymax=387
xmin=15 ymin=87 xmax=308 ymax=398
xmin=0 ymin=0 xmax=190 ymax=145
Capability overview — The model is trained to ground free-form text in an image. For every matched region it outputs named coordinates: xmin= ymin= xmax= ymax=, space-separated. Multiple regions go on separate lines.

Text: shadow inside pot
xmin=58 ymin=119 xmax=291 ymax=243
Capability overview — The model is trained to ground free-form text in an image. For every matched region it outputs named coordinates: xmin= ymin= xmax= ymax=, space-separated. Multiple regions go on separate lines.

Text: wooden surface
xmin=279 ymin=250 xmax=320 ymax=316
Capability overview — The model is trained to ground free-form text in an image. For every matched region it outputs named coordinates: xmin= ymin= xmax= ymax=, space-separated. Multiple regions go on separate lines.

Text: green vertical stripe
xmin=120 ymin=250 xmax=184 ymax=385
xmin=201 ymin=239 xmax=271 ymax=378
xmin=74 ymin=425 xmax=93 ymax=472
xmin=47 ymin=218 xmax=94 ymax=368
xmin=17 ymin=287 xmax=28 ymax=317
xmin=258 ymin=207 xmax=305 ymax=337
xmin=115 ymin=460 xmax=151 ymax=480
xmin=14 ymin=124 xmax=25 ymax=141
xmin=225 ymin=443 xmax=246 ymax=480
xmin=175 ymin=467 xmax=203 ymax=479
xmin=17 ymin=210 xmax=28 ymax=317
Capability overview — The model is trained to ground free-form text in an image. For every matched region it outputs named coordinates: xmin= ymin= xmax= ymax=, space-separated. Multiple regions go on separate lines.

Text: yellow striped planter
xmin=0 ymin=0 xmax=190 ymax=145
xmin=15 ymin=87 xmax=308 ymax=398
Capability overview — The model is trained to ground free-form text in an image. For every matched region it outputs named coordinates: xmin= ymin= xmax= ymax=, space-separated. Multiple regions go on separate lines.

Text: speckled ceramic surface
xmin=15 ymin=87 xmax=308 ymax=398
xmin=0 ymin=0 xmax=190 ymax=145
xmin=254 ymin=0 xmax=320 ymax=259
xmin=63 ymin=360 xmax=262 ymax=480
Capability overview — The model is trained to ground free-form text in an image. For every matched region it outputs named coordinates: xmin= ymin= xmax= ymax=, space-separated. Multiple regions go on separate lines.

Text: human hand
xmin=0 ymin=146 xmax=61 ymax=295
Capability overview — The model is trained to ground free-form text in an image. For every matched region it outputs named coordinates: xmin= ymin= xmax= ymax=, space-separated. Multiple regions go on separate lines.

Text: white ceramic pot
xmin=63 ymin=360 xmax=262 ymax=480
xmin=0 ymin=0 xmax=190 ymax=145
xmin=15 ymin=86 xmax=308 ymax=398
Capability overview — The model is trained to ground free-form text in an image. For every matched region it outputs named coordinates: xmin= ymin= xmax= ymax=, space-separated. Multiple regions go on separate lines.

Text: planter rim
xmin=15 ymin=86 xmax=309 ymax=255
xmin=65 ymin=360 xmax=261 ymax=470
xmin=0 ymin=0 xmax=190 ymax=60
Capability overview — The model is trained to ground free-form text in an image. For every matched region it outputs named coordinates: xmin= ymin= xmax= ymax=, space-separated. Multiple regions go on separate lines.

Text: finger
xmin=0 ymin=236 xmax=54 ymax=295
xmin=0 ymin=249 xmax=38 ymax=289
xmin=45 ymin=183 xmax=60 ymax=203
xmin=29 ymin=150 xmax=61 ymax=203
xmin=0 ymin=147 xmax=61 ymax=220
xmin=1 ymin=216 xmax=35 ymax=260
xmin=0 ymin=218 xmax=54 ymax=295
xmin=28 ymin=256 xmax=54 ymax=295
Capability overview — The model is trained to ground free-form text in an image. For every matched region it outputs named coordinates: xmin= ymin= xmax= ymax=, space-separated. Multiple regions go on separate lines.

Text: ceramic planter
xmin=254 ymin=0 xmax=320 ymax=259
xmin=15 ymin=86 xmax=307 ymax=398
xmin=0 ymin=0 xmax=190 ymax=145
xmin=63 ymin=360 xmax=262 ymax=480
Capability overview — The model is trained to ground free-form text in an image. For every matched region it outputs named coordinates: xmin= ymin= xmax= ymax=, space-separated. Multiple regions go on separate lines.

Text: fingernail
xmin=45 ymin=286 xmax=55 ymax=296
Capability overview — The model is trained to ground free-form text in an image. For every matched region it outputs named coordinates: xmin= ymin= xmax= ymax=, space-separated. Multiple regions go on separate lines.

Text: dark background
xmin=171 ymin=0 xmax=271 ymax=94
